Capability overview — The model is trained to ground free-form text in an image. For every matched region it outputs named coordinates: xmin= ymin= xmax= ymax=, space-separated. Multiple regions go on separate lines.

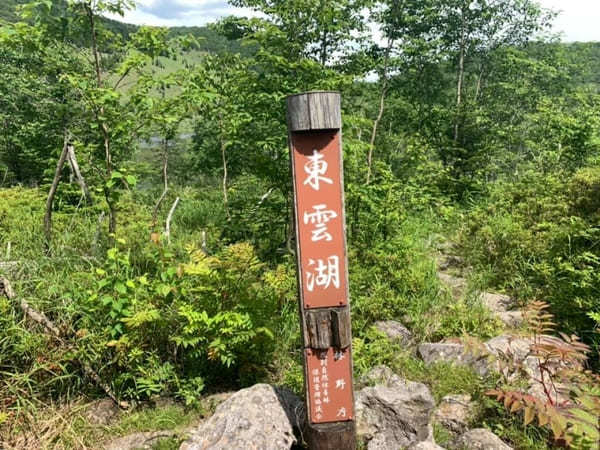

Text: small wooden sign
xmin=287 ymin=91 xmax=356 ymax=449
xmin=306 ymin=348 xmax=353 ymax=424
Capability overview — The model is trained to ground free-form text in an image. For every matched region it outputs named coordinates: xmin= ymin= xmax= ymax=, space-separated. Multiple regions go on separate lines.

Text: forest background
xmin=1 ymin=0 xmax=599 ymax=448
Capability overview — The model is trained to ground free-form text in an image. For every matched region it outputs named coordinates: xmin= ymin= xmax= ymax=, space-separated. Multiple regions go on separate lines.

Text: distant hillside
xmin=0 ymin=0 xmax=250 ymax=56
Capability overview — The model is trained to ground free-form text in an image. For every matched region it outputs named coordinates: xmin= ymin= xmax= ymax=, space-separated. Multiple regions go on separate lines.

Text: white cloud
xmin=106 ymin=0 xmax=256 ymax=27
xmin=538 ymin=0 xmax=600 ymax=42
xmin=108 ymin=1 xmax=600 ymax=43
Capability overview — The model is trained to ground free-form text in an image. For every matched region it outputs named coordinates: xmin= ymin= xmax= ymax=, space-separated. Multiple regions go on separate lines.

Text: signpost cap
xmin=286 ymin=91 xmax=341 ymax=132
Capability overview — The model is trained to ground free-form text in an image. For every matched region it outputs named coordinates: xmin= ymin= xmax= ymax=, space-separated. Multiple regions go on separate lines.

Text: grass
xmin=109 ymin=404 xmax=202 ymax=435
xmin=0 ymin=397 xmax=211 ymax=449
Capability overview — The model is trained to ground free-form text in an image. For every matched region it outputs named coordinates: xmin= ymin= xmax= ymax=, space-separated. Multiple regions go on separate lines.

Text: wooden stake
xmin=44 ymin=132 xmax=70 ymax=247
xmin=287 ymin=92 xmax=356 ymax=450
xmin=164 ymin=197 xmax=180 ymax=244
xmin=67 ymin=143 xmax=92 ymax=204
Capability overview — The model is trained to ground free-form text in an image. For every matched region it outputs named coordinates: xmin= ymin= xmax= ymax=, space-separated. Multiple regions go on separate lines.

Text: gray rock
xmin=361 ymin=365 xmax=404 ymax=388
xmin=84 ymin=398 xmax=120 ymax=426
xmin=485 ymin=335 xmax=543 ymax=381
xmin=485 ymin=334 xmax=576 ymax=404
xmin=433 ymin=394 xmax=475 ymax=434
xmin=180 ymin=384 xmax=301 ymax=450
xmin=437 ymin=255 xmax=464 ymax=271
xmin=484 ymin=335 xmax=532 ymax=363
xmin=356 ymin=377 xmax=435 ymax=449
xmin=477 ymin=292 xmax=524 ymax=327
xmin=479 ymin=292 xmax=514 ymax=313
xmin=202 ymin=392 xmax=235 ymax=411
xmin=104 ymin=431 xmax=177 ymax=450
xmin=454 ymin=428 xmax=512 ymax=450
xmin=374 ymin=320 xmax=414 ymax=346
xmin=151 ymin=396 xmax=177 ymax=409
xmin=438 ymin=273 xmax=467 ymax=298
xmin=409 ymin=442 xmax=447 ymax=450
xmin=417 ymin=343 xmax=488 ymax=377
xmin=496 ymin=311 xmax=524 ymax=328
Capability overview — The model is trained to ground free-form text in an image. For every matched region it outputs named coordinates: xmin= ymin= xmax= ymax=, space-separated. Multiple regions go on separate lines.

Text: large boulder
xmin=417 ymin=343 xmax=488 ymax=377
xmin=374 ymin=321 xmax=414 ymax=347
xmin=180 ymin=384 xmax=302 ymax=450
xmin=433 ymin=394 xmax=476 ymax=434
xmin=409 ymin=442 xmax=447 ymax=450
xmin=356 ymin=368 xmax=435 ymax=450
xmin=454 ymin=428 xmax=513 ymax=450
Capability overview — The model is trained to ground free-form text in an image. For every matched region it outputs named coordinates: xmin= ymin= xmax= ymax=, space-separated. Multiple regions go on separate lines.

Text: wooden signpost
xmin=286 ymin=91 xmax=356 ymax=449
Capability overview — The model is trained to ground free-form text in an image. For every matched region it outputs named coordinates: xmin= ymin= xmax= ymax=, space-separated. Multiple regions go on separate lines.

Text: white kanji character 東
xmin=304 ymin=150 xmax=333 ymax=191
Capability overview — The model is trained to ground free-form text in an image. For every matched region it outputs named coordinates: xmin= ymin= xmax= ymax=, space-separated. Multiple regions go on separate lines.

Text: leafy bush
xmin=73 ymin=241 xmax=279 ymax=403
xmin=460 ymin=168 xmax=600 ymax=353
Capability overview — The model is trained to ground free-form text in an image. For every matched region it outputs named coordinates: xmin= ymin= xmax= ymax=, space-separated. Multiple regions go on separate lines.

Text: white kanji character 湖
xmin=306 ymin=256 xmax=340 ymax=292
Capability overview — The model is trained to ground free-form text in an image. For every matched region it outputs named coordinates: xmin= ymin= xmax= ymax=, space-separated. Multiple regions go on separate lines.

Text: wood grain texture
xmin=304 ymin=307 xmax=353 ymax=350
xmin=331 ymin=307 xmax=352 ymax=349
xmin=306 ymin=309 xmax=333 ymax=350
xmin=305 ymin=421 xmax=356 ymax=450
xmin=287 ymin=91 xmax=341 ymax=131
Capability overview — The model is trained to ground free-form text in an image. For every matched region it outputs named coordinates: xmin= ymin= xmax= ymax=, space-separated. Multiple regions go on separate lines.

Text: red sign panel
xmin=291 ymin=131 xmax=349 ymax=309
xmin=306 ymin=347 xmax=354 ymax=424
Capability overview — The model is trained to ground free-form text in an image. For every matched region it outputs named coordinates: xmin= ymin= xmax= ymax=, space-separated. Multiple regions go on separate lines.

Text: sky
xmin=108 ymin=0 xmax=600 ymax=42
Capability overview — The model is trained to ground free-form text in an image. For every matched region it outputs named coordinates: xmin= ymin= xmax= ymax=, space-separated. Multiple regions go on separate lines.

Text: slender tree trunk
xmin=152 ymin=137 xmax=169 ymax=227
xmin=67 ymin=143 xmax=92 ymax=204
xmin=219 ymin=114 xmax=230 ymax=220
xmin=367 ymin=39 xmax=393 ymax=185
xmin=454 ymin=13 xmax=466 ymax=143
xmin=86 ymin=2 xmax=116 ymax=234
xmin=320 ymin=30 xmax=328 ymax=66
xmin=474 ymin=63 xmax=484 ymax=102
xmin=44 ymin=132 xmax=70 ymax=246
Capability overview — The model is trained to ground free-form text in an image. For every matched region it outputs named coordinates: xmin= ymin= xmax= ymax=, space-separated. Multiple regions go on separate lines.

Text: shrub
xmin=69 ymin=241 xmax=280 ymax=404
xmin=460 ymin=169 xmax=600 ymax=353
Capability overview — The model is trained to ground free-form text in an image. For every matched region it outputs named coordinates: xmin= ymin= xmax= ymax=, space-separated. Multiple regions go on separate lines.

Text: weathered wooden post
xmin=286 ymin=91 xmax=356 ymax=449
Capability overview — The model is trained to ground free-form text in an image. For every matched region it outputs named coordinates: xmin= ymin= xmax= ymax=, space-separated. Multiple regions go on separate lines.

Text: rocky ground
xmin=91 ymin=242 xmax=572 ymax=449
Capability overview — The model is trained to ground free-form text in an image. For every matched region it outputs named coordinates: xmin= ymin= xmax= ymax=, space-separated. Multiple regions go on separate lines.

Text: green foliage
xmin=460 ymin=168 xmax=600 ymax=352
xmin=2 ymin=0 xmax=600 ymax=445
xmin=353 ymin=328 xmax=486 ymax=402
xmin=73 ymin=241 xmax=278 ymax=403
